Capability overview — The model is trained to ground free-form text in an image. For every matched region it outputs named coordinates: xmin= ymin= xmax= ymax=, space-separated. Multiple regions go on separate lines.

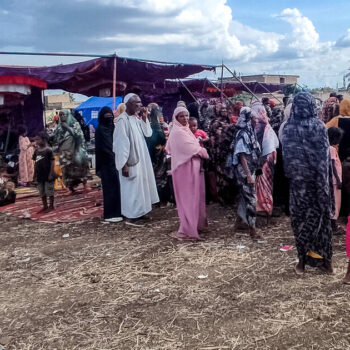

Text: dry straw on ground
xmin=0 ymin=204 xmax=350 ymax=349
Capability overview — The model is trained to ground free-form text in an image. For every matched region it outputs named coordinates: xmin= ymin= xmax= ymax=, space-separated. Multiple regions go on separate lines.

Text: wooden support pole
xmin=112 ymin=54 xmax=117 ymax=112
xmin=178 ymin=79 xmax=198 ymax=103
xmin=223 ymin=64 xmax=260 ymax=101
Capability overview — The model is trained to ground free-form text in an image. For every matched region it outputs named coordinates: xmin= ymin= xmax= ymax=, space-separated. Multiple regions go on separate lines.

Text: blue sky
xmin=1 ymin=0 xmax=350 ymax=88
xmin=228 ymin=0 xmax=349 ymax=40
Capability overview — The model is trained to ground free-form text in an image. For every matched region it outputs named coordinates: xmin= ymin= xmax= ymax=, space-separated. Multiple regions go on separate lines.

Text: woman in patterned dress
xmin=54 ymin=109 xmax=90 ymax=193
xmin=229 ymin=107 xmax=262 ymax=240
xmin=208 ymin=103 xmax=236 ymax=204
xmin=18 ymin=126 xmax=34 ymax=186
xmin=282 ymin=92 xmax=334 ymax=275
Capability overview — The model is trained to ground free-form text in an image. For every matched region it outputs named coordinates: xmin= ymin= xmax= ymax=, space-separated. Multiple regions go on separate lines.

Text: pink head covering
xmin=165 ymin=107 xmax=202 ymax=171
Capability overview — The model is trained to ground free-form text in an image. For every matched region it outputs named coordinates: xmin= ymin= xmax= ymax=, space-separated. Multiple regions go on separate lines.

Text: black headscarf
xmin=98 ymin=107 xmax=114 ymax=126
xmin=146 ymin=107 xmax=166 ymax=163
xmin=95 ymin=106 xmax=115 ymax=174
xmin=187 ymin=102 xmax=200 ymax=120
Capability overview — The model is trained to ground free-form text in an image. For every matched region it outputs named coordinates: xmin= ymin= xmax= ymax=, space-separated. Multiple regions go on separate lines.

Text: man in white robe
xmin=113 ymin=94 xmax=159 ymax=223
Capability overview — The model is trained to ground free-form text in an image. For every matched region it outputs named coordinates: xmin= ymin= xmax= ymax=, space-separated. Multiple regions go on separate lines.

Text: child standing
xmin=33 ymin=131 xmax=56 ymax=213
xmin=328 ymin=127 xmax=344 ymax=234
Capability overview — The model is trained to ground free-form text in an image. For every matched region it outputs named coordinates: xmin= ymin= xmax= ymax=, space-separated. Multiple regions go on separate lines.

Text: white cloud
xmin=278 ymin=8 xmax=332 ymax=56
xmin=336 ymin=29 xmax=350 ymax=48
xmin=99 ymin=0 xmax=283 ymax=61
xmin=2 ymin=0 xmax=350 ymax=88
xmin=89 ymin=0 xmax=189 ymax=13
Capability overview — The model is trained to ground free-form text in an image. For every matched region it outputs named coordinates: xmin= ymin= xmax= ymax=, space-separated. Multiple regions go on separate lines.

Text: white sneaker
xmin=104 ymin=217 xmax=123 ymax=223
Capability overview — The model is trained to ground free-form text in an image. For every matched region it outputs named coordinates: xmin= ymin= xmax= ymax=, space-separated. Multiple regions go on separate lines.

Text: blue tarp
xmin=75 ymin=96 xmax=123 ymax=128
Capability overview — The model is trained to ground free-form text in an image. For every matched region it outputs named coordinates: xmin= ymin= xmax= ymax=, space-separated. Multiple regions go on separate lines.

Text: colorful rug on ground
xmin=0 ymin=187 xmax=103 ymax=223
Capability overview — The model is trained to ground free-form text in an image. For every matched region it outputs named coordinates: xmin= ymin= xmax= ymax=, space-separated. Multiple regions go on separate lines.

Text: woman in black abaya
xmin=95 ymin=107 xmax=123 ymax=222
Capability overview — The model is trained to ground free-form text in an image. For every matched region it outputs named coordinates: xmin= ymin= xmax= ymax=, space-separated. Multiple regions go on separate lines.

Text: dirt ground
xmin=1 ymin=205 xmax=350 ymax=350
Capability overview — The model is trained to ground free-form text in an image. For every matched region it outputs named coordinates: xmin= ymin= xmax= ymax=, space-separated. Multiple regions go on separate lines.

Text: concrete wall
xmin=240 ymin=75 xmax=266 ymax=83
xmin=240 ymin=75 xmax=299 ymax=85
xmin=45 ymin=94 xmax=71 ymax=105
xmin=264 ymin=76 xmax=298 ymax=85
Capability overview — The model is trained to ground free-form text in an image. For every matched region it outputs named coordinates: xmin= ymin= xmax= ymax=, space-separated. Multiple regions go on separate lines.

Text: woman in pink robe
xmin=166 ymin=107 xmax=209 ymax=240
xmin=18 ymin=127 xmax=34 ymax=185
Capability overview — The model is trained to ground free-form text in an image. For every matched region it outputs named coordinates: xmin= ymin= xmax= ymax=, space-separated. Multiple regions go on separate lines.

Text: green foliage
xmin=227 ymin=92 xmax=252 ymax=105
xmin=282 ymin=85 xmax=301 ymax=96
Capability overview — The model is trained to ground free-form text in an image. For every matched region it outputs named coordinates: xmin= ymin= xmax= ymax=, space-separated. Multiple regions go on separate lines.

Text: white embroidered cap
xmin=124 ymin=93 xmax=137 ymax=104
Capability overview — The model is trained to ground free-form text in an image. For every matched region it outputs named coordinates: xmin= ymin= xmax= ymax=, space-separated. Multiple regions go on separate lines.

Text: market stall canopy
xmin=0 ymin=75 xmax=47 ymax=92
xmin=0 ymin=57 xmax=216 ymax=96
xmin=0 ymin=75 xmax=47 ymax=107
xmin=75 ymin=96 xmax=123 ymax=128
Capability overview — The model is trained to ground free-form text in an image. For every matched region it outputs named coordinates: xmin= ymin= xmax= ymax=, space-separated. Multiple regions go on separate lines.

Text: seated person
xmin=0 ymin=181 xmax=16 ymax=206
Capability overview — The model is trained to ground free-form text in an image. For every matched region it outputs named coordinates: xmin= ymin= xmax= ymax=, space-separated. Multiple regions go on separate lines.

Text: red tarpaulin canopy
xmin=0 ymin=75 xmax=47 ymax=89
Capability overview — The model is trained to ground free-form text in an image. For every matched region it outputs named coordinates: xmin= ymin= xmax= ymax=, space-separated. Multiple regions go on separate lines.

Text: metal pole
xmin=0 ymin=51 xmax=112 ymax=58
xmin=257 ymin=82 xmax=283 ymax=104
xmin=4 ymin=116 xmax=11 ymax=154
xmin=112 ymin=54 xmax=117 ymax=112
xmin=178 ymin=79 xmax=198 ymax=103
xmin=205 ymin=79 xmax=235 ymax=108
xmin=223 ymin=64 xmax=260 ymax=101
xmin=41 ymin=90 xmax=46 ymax=130
xmin=0 ymin=51 xmax=216 ymax=70
xmin=250 ymin=82 xmax=258 ymax=105
xmin=296 ymin=82 xmax=306 ymax=90
xmin=220 ymin=61 xmax=224 ymax=101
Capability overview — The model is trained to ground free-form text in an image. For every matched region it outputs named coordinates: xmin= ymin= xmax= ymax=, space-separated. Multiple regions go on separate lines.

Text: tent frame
xmin=0 ymin=52 xmax=291 ymax=110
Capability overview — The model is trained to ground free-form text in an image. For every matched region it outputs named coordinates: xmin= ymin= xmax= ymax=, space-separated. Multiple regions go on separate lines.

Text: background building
xmin=239 ymin=74 xmax=299 ymax=85
xmin=44 ymin=93 xmax=80 ymax=123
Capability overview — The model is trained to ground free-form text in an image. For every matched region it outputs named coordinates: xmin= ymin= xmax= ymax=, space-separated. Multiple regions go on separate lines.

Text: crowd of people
xmin=0 ymin=108 xmax=92 ymax=211
xmin=1 ymin=90 xmax=350 ymax=282
xmin=95 ymin=91 xmax=350 ymax=282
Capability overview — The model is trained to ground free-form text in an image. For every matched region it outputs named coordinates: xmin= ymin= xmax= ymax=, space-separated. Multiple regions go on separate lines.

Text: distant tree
xmin=227 ymin=92 xmax=252 ymax=105
xmin=282 ymin=85 xmax=301 ymax=96
xmin=309 ymin=88 xmax=321 ymax=93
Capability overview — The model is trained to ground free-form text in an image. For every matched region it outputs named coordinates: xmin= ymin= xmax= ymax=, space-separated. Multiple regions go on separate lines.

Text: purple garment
xmin=172 ymin=157 xmax=207 ymax=238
